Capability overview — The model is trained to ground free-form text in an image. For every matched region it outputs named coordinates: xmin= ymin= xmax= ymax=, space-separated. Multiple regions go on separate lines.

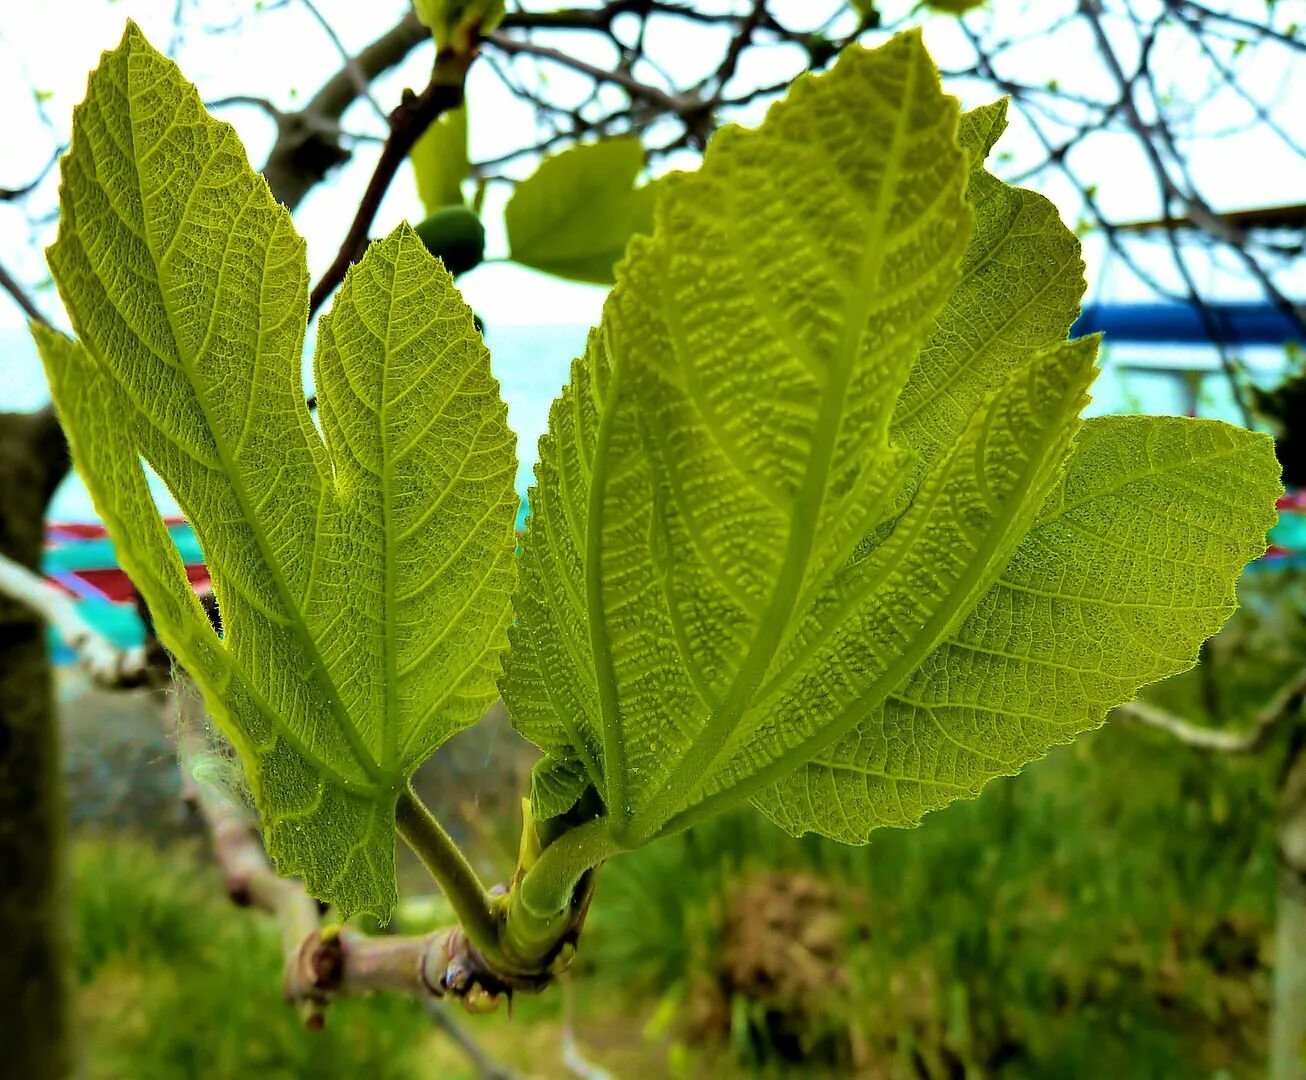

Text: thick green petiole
xmin=394 ymin=787 xmax=504 ymax=965
xmin=396 ymin=788 xmax=617 ymax=983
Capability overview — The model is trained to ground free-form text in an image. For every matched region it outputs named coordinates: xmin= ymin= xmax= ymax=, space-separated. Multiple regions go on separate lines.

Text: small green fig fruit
xmin=413 ymin=205 xmax=486 ymax=277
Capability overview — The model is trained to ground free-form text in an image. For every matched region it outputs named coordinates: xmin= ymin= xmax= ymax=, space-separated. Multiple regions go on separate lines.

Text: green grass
xmin=71 ymin=838 xmax=439 ymax=1080
xmin=67 ymin=567 xmax=1306 ymax=1077
xmin=588 ymin=721 xmax=1279 ymax=1076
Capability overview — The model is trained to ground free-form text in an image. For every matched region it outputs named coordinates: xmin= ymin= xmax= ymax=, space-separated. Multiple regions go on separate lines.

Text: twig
xmin=307 ymin=51 xmax=472 ymax=316
xmin=0 ymin=550 xmax=151 ymax=689
xmin=423 ymin=1000 xmax=517 ymax=1080
xmin=0 ymin=259 xmax=50 ymax=328
xmin=506 ymin=1 xmax=747 ymax=31
xmin=167 ymin=686 xmax=522 ymax=1067
xmin=561 ymin=976 xmax=613 ymax=1080
xmin=1166 ymin=0 xmax=1306 ymax=52
xmin=262 ymin=11 xmax=429 ymax=210
xmin=1081 ymin=0 xmax=1263 ymax=425
xmin=1116 ymin=667 xmax=1306 ymax=753
xmin=484 ymin=31 xmax=697 ymax=119
xmin=706 ymin=0 xmax=770 ymax=98
xmin=298 ymin=0 xmax=387 ymax=123
xmin=265 ymin=5 xmax=673 ymax=217
xmin=0 ymin=146 xmax=64 ymax=202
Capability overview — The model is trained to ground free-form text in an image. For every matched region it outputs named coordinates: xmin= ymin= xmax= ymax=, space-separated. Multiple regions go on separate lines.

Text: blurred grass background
xmin=63 ymin=564 xmax=1305 ymax=1078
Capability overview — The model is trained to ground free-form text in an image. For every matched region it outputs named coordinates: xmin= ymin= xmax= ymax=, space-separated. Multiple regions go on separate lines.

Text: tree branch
xmin=1116 ymin=666 xmax=1306 ymax=753
xmin=0 ymin=551 xmax=151 ymax=689
xmin=263 ymin=12 xmax=429 ymax=210
xmin=261 ymin=4 xmax=670 ymax=210
xmin=298 ymin=0 xmax=388 ymax=122
xmin=167 ymin=686 xmax=522 ymax=1067
xmin=484 ymin=31 xmax=699 ymax=120
xmin=1166 ymin=0 xmax=1306 ymax=52
xmin=0 ymin=259 xmax=51 ymax=328
xmin=307 ymin=50 xmax=472 ymax=315
xmin=0 ymin=146 xmax=63 ymax=202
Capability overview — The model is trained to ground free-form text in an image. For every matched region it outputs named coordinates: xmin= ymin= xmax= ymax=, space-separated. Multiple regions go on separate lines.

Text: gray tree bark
xmin=0 ymin=408 xmax=71 ymax=1080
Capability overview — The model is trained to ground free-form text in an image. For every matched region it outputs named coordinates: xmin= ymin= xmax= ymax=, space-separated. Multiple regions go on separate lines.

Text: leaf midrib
xmin=654 ymin=362 xmax=1087 ymax=839
xmin=623 ymin=48 xmax=924 ymax=842
xmin=121 ymin=66 xmax=386 ymax=789
xmin=586 ymin=325 xmax=632 ymax=821
xmin=379 ymin=251 xmax=400 ymax=774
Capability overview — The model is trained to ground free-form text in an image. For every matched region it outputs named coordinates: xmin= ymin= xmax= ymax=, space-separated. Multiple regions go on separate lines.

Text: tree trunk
xmin=1273 ymin=737 xmax=1306 ymax=1080
xmin=0 ymin=408 xmax=72 ymax=1080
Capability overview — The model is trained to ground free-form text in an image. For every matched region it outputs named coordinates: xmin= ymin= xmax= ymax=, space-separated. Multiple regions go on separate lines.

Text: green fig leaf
xmin=37 ymin=24 xmax=518 ymax=918
xmin=505 ymin=137 xmax=656 ymax=285
xmin=412 ymin=103 xmax=470 ymax=213
xmin=502 ymin=31 xmax=1281 ymax=845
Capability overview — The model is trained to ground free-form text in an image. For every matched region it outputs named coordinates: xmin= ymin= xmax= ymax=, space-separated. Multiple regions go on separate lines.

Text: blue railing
xmin=1073 ymin=302 xmax=1304 ymax=346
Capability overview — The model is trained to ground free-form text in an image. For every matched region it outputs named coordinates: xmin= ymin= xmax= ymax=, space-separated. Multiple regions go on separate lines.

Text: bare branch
xmin=1116 ymin=667 xmax=1306 ymax=753
xmin=561 ymin=976 xmax=613 ymax=1079
xmin=0 ymin=550 xmax=151 ymax=689
xmin=307 ymin=51 xmax=471 ymax=316
xmin=1166 ymin=0 xmax=1306 ymax=52
xmin=168 ymin=686 xmax=525 ymax=1064
xmin=0 ymin=259 xmax=51 ymax=328
xmin=260 ymin=0 xmax=693 ymax=210
xmin=263 ymin=12 xmax=429 ymax=210
xmin=0 ymin=146 xmax=63 ymax=202
xmin=1079 ymin=1 xmax=1254 ymax=425
xmin=484 ymin=31 xmax=696 ymax=118
xmin=298 ymin=0 xmax=387 ymax=123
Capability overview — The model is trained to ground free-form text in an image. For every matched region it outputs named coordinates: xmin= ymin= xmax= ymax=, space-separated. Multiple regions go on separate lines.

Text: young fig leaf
xmin=505 ymin=137 xmax=656 ymax=285
xmin=413 ymin=0 xmax=505 ymax=51
xmin=502 ymin=31 xmax=1282 ymax=847
xmin=924 ymin=0 xmax=988 ymax=13
xmin=37 ymin=24 xmax=518 ymax=918
xmin=412 ymin=103 xmax=470 ymax=213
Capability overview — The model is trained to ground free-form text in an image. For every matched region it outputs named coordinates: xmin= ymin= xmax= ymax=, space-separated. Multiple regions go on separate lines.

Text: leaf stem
xmin=397 ymin=792 xmax=616 ymax=981
xmin=497 ymin=815 xmax=615 ymax=970
xmin=394 ymin=787 xmax=503 ymax=962
xmin=518 ymin=815 xmax=616 ymax=919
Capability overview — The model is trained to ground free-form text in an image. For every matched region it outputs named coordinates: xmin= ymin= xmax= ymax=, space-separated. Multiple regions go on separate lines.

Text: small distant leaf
xmin=412 ymin=103 xmax=469 ymax=212
xmin=505 ymin=138 xmax=656 ymax=285
xmin=530 ymin=755 xmax=591 ymax=820
xmin=38 ymin=25 xmax=517 ymax=918
xmin=503 ymin=32 xmax=1281 ymax=844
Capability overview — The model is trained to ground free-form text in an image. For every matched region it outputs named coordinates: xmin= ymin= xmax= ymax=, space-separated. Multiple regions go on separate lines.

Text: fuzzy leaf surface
xmin=39 ymin=25 xmax=517 ymax=917
xmin=503 ymin=33 xmax=1280 ymax=844
xmin=754 ymin=415 xmax=1281 ymax=837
